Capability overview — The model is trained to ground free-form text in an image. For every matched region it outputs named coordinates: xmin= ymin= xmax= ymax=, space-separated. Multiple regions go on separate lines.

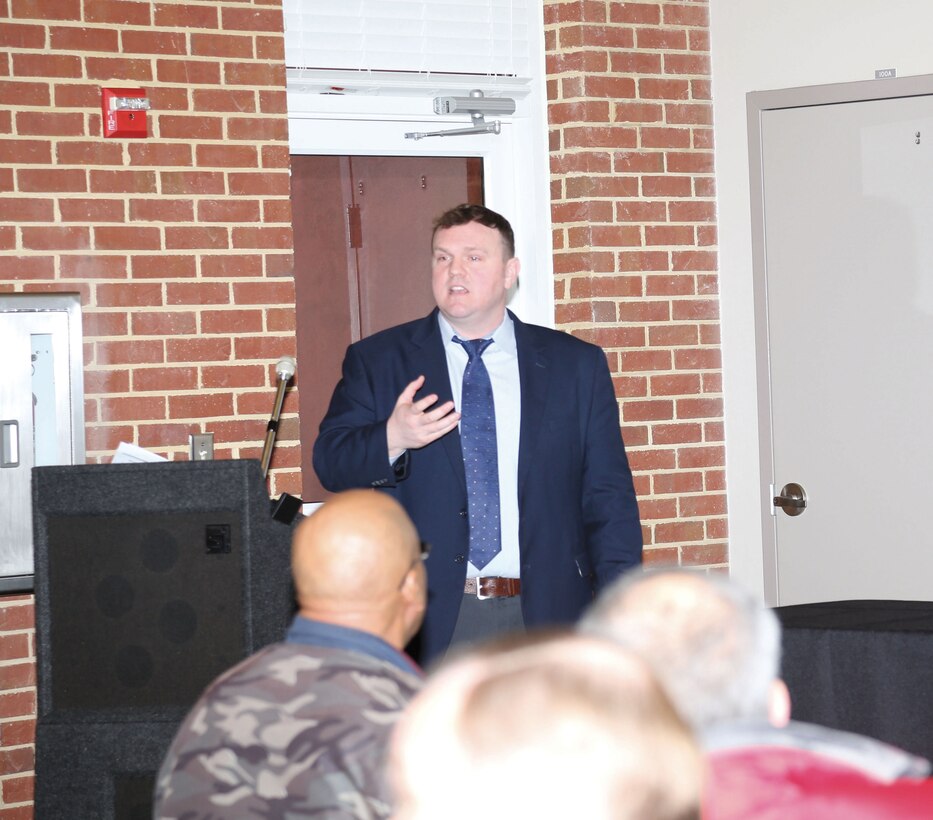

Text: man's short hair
xmin=582 ymin=569 xmax=782 ymax=730
xmin=432 ymin=203 xmax=516 ymax=259
xmin=389 ymin=632 xmax=702 ymax=820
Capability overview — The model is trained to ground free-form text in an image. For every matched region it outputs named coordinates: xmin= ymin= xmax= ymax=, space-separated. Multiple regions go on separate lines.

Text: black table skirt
xmin=776 ymin=599 xmax=933 ymax=762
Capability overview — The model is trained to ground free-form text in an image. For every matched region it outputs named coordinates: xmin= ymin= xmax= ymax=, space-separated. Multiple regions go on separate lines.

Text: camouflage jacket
xmin=154 ymin=619 xmax=423 ymax=819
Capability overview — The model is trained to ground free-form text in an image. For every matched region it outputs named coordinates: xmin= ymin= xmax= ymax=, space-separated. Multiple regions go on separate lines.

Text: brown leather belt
xmin=464 ymin=577 xmax=521 ymax=599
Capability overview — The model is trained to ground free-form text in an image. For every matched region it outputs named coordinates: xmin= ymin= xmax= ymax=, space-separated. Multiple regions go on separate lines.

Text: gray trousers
xmin=446 ymin=593 xmax=524 ymax=658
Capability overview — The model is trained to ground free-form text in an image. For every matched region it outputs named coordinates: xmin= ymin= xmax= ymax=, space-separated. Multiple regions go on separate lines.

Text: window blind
xmin=283 ymin=0 xmax=532 ymax=78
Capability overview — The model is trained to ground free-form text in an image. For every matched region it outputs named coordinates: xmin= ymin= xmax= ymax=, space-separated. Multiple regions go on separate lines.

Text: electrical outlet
xmin=190 ymin=433 xmax=213 ymax=461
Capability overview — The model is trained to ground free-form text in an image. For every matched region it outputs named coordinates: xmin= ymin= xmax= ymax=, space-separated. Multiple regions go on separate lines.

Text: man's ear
xmin=505 ymin=257 xmax=520 ymax=290
xmin=398 ymin=565 xmax=416 ymax=596
xmin=399 ymin=562 xmax=423 ymax=600
xmin=768 ymin=679 xmax=792 ymax=728
xmin=399 ymin=564 xmax=428 ymax=620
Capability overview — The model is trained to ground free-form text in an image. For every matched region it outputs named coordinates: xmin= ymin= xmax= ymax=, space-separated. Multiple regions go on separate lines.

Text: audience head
xmin=389 ymin=631 xmax=703 ymax=820
xmin=582 ymin=569 xmax=789 ymax=732
xmin=291 ymin=489 xmax=426 ymax=650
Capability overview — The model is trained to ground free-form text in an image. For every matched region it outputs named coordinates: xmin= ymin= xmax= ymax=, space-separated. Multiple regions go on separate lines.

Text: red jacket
xmin=704 ymin=721 xmax=933 ymax=819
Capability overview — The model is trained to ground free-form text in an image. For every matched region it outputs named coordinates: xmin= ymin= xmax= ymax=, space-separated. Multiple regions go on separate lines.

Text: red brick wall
xmin=0 ymin=2 xmax=296 ymax=815
xmin=0 ymin=595 xmax=33 ymax=816
xmin=0 ymin=1 xmax=298 ymax=481
xmin=545 ymin=0 xmax=726 ymax=569
xmin=0 ymin=1 xmax=725 ymax=815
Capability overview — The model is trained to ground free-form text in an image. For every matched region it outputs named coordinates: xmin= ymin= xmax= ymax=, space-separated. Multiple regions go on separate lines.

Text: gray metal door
xmin=752 ymin=79 xmax=933 ymax=604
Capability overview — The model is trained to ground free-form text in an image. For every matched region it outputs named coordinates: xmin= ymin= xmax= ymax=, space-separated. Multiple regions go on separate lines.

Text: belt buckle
xmin=475 ymin=577 xmax=491 ymax=600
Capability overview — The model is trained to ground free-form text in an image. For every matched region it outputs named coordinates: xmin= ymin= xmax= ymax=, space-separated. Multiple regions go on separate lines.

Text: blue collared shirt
xmin=286 ymin=615 xmax=421 ymax=677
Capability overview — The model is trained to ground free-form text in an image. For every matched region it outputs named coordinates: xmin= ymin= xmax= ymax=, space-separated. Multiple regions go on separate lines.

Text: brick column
xmin=544 ymin=0 xmax=727 ymax=567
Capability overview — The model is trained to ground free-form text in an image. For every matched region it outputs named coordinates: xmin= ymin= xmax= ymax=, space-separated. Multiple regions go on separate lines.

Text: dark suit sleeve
xmin=312 ymin=343 xmax=405 ymax=491
xmin=580 ymin=345 xmax=643 ymax=587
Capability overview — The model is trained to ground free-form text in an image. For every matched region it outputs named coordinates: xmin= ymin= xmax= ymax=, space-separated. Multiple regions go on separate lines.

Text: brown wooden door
xmin=291 ymin=154 xmax=483 ymax=501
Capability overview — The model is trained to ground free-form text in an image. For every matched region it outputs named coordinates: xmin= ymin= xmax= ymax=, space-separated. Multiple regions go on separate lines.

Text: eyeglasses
xmin=398 ymin=541 xmax=431 ymax=589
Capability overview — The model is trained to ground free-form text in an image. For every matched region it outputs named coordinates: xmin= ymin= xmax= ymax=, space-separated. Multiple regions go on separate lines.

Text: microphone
xmin=260 ymin=356 xmax=297 ymax=479
xmin=275 ymin=355 xmax=296 ymax=383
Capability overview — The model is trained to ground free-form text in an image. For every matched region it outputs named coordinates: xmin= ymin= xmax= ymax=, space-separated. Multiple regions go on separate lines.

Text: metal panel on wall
xmin=0 ymin=293 xmax=84 ymax=592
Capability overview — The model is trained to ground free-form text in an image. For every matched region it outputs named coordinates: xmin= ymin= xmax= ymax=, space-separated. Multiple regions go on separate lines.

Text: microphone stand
xmin=260 ymin=365 xmax=293 ymax=479
xmin=261 ymin=356 xmax=303 ymax=524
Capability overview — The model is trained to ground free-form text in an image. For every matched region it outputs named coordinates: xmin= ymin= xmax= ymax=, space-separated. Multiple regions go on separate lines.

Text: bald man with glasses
xmin=154 ymin=490 xmax=427 ymax=820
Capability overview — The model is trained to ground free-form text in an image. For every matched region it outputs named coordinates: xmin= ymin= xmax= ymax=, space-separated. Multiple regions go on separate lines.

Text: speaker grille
xmin=32 ymin=459 xmax=296 ymax=818
xmin=45 ymin=511 xmax=245 ymax=715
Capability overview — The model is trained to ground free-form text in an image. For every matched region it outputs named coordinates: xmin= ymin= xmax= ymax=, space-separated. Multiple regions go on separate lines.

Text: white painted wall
xmin=710 ymin=0 xmax=933 ymax=596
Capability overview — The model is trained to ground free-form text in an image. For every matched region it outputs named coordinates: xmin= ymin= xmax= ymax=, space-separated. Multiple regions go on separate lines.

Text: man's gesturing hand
xmin=386 ymin=375 xmax=460 ymax=461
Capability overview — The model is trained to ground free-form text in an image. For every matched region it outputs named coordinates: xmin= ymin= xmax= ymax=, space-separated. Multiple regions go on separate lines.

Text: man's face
xmin=431 ymin=220 xmax=519 ymax=339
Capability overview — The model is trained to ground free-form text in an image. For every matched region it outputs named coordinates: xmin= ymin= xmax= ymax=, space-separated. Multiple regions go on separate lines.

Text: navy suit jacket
xmin=313 ymin=309 xmax=642 ymax=663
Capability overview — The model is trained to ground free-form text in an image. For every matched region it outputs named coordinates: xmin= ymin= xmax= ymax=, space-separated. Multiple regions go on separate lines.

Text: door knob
xmin=774 ymin=482 xmax=807 ymax=516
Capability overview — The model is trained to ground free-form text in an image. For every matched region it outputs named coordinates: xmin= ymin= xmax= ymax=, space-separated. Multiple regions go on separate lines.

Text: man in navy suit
xmin=313 ymin=204 xmax=642 ymax=664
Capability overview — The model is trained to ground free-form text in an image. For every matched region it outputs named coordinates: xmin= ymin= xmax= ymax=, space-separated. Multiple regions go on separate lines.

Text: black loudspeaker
xmin=31 ymin=459 xmax=297 ymax=819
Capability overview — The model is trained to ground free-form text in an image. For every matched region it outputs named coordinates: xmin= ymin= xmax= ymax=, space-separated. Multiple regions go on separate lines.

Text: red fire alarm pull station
xmin=101 ymin=87 xmax=150 ymax=138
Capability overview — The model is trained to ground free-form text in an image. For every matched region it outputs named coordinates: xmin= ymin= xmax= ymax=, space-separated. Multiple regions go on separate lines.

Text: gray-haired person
xmin=582 ymin=569 xmax=933 ymax=819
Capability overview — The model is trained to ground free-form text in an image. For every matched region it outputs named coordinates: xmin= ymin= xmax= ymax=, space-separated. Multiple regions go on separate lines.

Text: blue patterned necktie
xmin=454 ymin=336 xmax=501 ymax=570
